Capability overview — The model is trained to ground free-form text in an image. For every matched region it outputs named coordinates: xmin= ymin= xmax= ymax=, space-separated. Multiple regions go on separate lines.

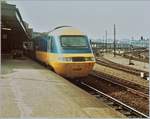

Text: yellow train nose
xmin=51 ymin=62 xmax=95 ymax=78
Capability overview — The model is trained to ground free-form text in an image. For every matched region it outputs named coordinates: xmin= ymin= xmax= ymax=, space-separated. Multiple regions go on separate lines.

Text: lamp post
xmin=129 ymin=45 xmax=134 ymax=65
xmin=113 ymin=24 xmax=116 ymax=57
xmin=105 ymin=30 xmax=107 ymax=53
xmin=103 ymin=35 xmax=105 ymax=53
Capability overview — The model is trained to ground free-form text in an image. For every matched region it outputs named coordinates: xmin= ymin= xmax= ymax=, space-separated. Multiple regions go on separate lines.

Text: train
xmin=31 ymin=26 xmax=95 ymax=78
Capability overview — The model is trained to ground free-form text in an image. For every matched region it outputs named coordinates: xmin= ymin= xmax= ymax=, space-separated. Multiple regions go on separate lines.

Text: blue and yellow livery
xmin=34 ymin=26 xmax=95 ymax=78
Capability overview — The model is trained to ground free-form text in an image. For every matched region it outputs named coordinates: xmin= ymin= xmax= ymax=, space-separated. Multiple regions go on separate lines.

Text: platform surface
xmin=0 ymin=57 xmax=125 ymax=118
xmin=103 ymin=53 xmax=149 ymax=72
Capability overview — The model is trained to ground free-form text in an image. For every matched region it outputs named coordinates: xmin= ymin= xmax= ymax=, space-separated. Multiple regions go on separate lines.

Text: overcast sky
xmin=7 ymin=0 xmax=150 ymax=40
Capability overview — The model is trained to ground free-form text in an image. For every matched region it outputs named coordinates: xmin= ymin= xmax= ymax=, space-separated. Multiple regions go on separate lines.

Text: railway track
xmin=68 ymin=71 xmax=149 ymax=118
xmin=91 ymin=70 xmax=149 ymax=95
xmin=96 ymin=57 xmax=149 ymax=78
xmin=80 ymin=82 xmax=148 ymax=118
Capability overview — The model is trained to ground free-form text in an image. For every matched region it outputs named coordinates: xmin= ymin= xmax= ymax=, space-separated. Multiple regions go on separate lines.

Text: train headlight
xmin=65 ymin=57 xmax=72 ymax=62
xmin=58 ymin=57 xmax=72 ymax=62
xmin=85 ymin=57 xmax=95 ymax=61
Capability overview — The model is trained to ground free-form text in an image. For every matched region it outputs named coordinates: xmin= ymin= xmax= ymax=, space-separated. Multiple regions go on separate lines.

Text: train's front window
xmin=60 ymin=36 xmax=89 ymax=48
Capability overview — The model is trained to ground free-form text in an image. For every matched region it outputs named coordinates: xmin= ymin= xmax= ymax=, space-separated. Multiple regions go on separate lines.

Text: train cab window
xmin=60 ymin=36 xmax=89 ymax=48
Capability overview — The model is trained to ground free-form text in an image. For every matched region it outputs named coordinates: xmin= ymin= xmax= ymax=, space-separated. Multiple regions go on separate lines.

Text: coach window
xmin=51 ymin=36 xmax=54 ymax=52
xmin=47 ymin=36 xmax=51 ymax=52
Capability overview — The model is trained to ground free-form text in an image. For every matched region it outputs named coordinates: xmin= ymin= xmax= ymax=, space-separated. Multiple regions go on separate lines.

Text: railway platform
xmin=0 ymin=57 xmax=125 ymax=118
xmin=103 ymin=53 xmax=149 ymax=72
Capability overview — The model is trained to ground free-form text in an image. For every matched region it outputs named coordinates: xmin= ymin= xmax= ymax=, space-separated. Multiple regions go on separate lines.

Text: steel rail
xmin=81 ymin=82 xmax=149 ymax=118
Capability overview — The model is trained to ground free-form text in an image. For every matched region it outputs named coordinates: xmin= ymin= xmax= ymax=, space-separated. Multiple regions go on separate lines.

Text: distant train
xmin=32 ymin=26 xmax=95 ymax=78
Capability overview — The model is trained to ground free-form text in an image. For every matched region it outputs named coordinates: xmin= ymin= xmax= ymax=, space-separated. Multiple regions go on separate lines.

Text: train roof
xmin=48 ymin=26 xmax=85 ymax=36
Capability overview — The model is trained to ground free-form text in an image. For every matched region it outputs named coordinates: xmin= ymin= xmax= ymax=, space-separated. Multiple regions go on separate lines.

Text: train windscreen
xmin=60 ymin=36 xmax=89 ymax=48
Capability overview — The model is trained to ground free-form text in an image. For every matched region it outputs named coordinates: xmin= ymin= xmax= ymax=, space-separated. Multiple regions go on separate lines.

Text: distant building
xmin=91 ymin=37 xmax=149 ymax=49
xmin=130 ymin=39 xmax=149 ymax=48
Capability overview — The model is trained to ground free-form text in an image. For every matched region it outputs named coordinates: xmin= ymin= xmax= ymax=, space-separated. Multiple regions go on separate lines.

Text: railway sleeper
xmin=107 ymin=101 xmax=114 ymax=106
xmin=114 ymin=106 xmax=123 ymax=110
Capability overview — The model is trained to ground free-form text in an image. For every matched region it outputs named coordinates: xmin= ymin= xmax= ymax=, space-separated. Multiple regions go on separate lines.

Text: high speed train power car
xmin=33 ymin=26 xmax=95 ymax=78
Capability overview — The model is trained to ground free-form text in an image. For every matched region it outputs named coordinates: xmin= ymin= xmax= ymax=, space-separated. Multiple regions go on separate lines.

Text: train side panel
xmin=36 ymin=51 xmax=48 ymax=64
xmin=34 ymin=36 xmax=49 ymax=64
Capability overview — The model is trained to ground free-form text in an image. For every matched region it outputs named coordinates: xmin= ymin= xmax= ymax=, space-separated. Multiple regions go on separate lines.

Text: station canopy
xmin=1 ymin=2 xmax=32 ymax=54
